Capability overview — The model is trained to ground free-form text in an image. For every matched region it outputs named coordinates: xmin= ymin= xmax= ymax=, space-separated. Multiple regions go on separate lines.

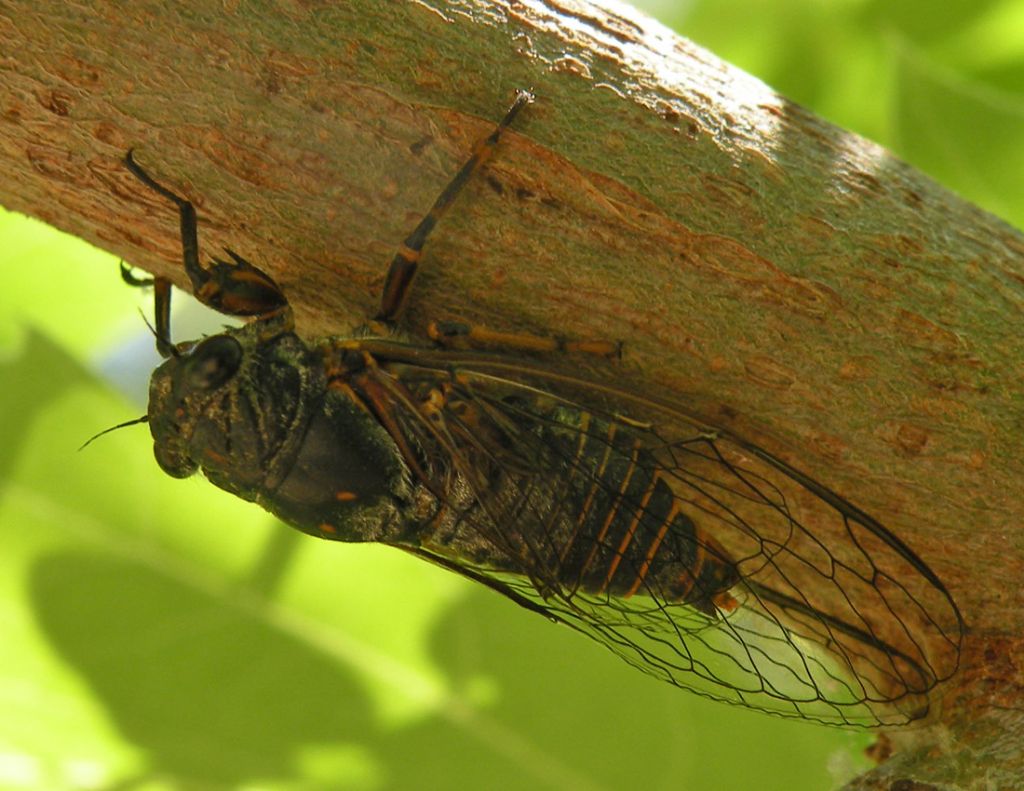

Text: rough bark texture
xmin=2 ymin=1 xmax=1022 ymax=787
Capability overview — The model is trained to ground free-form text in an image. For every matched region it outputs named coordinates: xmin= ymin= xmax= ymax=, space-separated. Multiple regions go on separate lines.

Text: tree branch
xmin=2 ymin=1 xmax=1022 ymax=785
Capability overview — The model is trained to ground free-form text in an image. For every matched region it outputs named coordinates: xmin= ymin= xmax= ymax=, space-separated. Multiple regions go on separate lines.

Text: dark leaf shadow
xmin=30 ymin=550 xmax=374 ymax=789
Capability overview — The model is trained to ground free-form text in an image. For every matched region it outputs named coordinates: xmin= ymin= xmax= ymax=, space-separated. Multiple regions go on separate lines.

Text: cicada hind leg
xmin=123 ymin=150 xmax=291 ymax=355
xmin=373 ymin=90 xmax=620 ymax=360
xmin=375 ymin=89 xmax=535 ymax=323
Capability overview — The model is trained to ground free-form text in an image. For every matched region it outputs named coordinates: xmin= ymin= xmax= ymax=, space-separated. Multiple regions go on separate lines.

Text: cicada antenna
xmin=121 ymin=261 xmax=177 ymax=357
xmin=136 ymin=307 xmax=180 ymax=358
xmin=79 ymin=415 xmax=150 ymax=451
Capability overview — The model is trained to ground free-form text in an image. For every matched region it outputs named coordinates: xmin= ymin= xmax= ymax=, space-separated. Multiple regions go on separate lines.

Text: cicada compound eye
xmin=183 ymin=335 xmax=243 ymax=391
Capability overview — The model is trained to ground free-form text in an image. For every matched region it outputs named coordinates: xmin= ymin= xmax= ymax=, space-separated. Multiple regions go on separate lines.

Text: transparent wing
xmin=369 ymin=353 xmax=963 ymax=727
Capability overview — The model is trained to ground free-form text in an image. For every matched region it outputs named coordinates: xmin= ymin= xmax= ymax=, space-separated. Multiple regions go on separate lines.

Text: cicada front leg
xmin=124 ymin=150 xmax=292 ymax=355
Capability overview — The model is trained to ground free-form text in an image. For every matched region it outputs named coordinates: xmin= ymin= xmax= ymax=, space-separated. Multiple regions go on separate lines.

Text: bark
xmin=2 ymin=1 xmax=1023 ymax=787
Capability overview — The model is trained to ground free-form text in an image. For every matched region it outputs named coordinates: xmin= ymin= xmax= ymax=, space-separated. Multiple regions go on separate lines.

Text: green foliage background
xmin=1 ymin=2 xmax=1021 ymax=789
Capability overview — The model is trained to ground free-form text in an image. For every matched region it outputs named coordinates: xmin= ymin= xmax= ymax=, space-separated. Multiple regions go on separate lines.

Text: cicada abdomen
xmin=464 ymin=402 xmax=742 ymax=614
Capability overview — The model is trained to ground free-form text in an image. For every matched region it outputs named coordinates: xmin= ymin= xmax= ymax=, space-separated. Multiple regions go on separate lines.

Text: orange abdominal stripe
xmin=713 ymin=591 xmax=740 ymax=614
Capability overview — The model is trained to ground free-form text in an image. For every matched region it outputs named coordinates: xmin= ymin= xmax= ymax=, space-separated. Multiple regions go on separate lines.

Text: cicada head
xmin=146 ymin=322 xmax=413 ymax=542
xmin=147 ymin=322 xmax=312 ymax=493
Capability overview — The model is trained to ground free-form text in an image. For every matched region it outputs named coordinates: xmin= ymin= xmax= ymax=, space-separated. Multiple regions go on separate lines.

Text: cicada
xmin=118 ymin=90 xmax=962 ymax=727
